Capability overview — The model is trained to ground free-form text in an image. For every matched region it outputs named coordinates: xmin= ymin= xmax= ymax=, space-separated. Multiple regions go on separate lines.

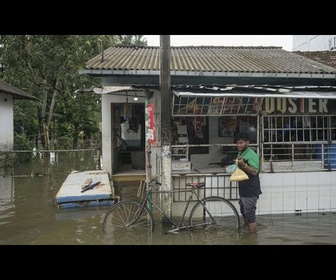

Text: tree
xmin=0 ymin=35 xmax=148 ymax=154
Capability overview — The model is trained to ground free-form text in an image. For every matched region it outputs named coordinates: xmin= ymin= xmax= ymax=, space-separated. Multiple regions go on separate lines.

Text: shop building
xmin=80 ymin=44 xmax=336 ymax=216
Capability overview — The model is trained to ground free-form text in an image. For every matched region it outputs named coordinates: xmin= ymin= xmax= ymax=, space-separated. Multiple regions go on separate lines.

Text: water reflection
xmin=0 ymin=151 xmax=336 ymax=245
xmin=0 ymin=174 xmax=15 ymax=226
xmin=103 ymin=225 xmax=249 ymax=245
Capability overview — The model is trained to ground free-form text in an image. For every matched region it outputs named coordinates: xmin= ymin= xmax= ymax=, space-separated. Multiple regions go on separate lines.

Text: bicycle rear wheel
xmin=188 ymin=196 xmax=241 ymax=231
xmin=102 ymin=200 xmax=154 ymax=245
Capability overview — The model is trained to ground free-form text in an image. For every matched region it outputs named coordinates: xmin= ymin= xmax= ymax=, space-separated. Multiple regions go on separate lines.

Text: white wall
xmin=256 ymin=171 xmax=336 ymax=215
xmin=172 ymin=171 xmax=336 ymax=216
xmin=0 ymin=93 xmax=14 ymax=151
xmin=228 ymin=171 xmax=336 ymax=215
xmin=101 ymin=94 xmax=113 ymax=173
xmin=293 ymin=35 xmax=336 ymax=51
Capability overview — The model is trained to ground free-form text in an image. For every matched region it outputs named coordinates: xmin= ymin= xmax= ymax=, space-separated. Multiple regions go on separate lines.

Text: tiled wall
xmin=171 ymin=171 xmax=336 ymax=217
xmin=257 ymin=172 xmax=336 ymax=215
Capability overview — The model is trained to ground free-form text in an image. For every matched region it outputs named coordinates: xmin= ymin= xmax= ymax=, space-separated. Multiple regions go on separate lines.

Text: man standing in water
xmin=235 ymin=132 xmax=262 ymax=233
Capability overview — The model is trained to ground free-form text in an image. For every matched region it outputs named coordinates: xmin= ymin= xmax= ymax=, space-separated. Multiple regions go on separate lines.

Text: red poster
xmin=146 ymin=103 xmax=156 ymax=145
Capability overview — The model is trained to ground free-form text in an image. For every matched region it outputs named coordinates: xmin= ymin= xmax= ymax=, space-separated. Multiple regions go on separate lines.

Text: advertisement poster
xmin=145 ymin=102 xmax=156 ymax=145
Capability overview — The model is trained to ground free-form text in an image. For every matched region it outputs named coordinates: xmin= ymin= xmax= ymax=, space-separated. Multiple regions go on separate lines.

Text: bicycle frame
xmin=131 ymin=180 xmax=218 ymax=233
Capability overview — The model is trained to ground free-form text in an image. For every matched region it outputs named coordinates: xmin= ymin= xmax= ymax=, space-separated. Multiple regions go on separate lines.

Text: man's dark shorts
xmin=239 ymin=196 xmax=258 ymax=224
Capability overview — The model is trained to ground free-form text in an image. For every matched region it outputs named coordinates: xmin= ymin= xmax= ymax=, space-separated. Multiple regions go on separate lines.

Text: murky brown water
xmin=1 ymin=151 xmax=336 ymax=245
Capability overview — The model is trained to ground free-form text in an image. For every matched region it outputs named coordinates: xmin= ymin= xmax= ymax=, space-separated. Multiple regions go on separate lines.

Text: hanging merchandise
xmin=128 ymin=117 xmax=139 ymax=133
xmin=194 ymin=116 xmax=203 ymax=138
xmin=123 ymin=94 xmax=131 ymax=120
xmin=195 ymin=116 xmax=202 ymax=131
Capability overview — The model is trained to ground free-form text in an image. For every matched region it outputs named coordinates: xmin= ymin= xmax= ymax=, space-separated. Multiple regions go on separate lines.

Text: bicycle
xmin=102 ymin=179 xmax=241 ymax=243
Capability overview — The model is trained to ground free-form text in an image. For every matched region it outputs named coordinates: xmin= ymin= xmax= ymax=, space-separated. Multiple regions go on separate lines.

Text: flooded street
xmin=1 ymin=151 xmax=336 ymax=245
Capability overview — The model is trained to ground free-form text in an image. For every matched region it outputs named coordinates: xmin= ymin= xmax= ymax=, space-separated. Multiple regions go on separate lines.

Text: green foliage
xmin=13 ymin=134 xmax=34 ymax=162
xmin=14 ymin=99 xmax=39 ymax=141
xmin=115 ymin=35 xmax=148 ymax=46
xmin=0 ymin=35 xmax=148 ymax=151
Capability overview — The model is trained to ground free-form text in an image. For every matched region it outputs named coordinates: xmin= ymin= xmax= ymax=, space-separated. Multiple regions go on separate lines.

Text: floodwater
xmin=1 ymin=151 xmax=336 ymax=245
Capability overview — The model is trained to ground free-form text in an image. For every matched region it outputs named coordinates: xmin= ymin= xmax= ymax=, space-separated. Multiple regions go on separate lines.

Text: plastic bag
xmin=225 ymin=164 xmax=237 ymax=174
xmin=229 ymin=160 xmax=249 ymax=182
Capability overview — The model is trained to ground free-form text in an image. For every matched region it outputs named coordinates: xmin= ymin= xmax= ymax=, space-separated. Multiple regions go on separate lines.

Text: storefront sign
xmin=263 ymin=98 xmax=336 ymax=114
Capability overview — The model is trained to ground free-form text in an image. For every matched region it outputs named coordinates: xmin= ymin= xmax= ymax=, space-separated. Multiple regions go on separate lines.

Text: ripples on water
xmin=1 ymin=152 xmax=336 ymax=245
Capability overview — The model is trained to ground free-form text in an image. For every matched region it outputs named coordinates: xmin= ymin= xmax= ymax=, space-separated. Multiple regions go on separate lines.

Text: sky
xmin=144 ymin=35 xmax=293 ymax=51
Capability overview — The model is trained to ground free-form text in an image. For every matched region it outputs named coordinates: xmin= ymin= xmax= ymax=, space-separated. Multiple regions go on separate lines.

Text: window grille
xmin=172 ymin=94 xmax=263 ymax=116
xmin=172 ymin=175 xmax=239 ymax=201
xmin=261 ymin=114 xmax=336 ymax=172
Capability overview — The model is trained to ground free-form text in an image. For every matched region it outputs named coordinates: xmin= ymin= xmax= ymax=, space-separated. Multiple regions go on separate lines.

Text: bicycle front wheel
xmin=102 ymin=200 xmax=154 ymax=245
xmin=188 ymin=196 xmax=241 ymax=231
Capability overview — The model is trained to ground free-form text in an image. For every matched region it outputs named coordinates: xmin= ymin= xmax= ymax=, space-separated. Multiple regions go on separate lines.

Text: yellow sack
xmin=230 ymin=160 xmax=249 ymax=182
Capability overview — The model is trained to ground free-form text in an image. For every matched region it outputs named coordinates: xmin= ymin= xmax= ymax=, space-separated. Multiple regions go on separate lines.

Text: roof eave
xmin=79 ymin=69 xmax=336 ymax=80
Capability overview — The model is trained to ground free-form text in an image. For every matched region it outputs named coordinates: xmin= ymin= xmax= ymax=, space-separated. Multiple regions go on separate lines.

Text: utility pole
xmin=160 ymin=35 xmax=172 ymax=218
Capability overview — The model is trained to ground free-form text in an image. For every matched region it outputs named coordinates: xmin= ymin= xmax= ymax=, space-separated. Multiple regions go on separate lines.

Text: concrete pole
xmin=159 ymin=35 xmax=172 ymax=218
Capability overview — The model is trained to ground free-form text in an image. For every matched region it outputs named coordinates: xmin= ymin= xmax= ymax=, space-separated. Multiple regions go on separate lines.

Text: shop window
xmin=218 ymin=116 xmax=257 ymax=144
xmin=172 ymin=117 xmax=209 ymax=158
xmin=262 ymin=114 xmax=336 ymax=171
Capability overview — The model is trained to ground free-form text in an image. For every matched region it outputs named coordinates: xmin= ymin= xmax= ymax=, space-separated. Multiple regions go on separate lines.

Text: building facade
xmin=293 ymin=35 xmax=336 ymax=51
xmin=81 ymin=43 xmax=336 ymax=216
xmin=0 ymin=80 xmax=37 ymax=152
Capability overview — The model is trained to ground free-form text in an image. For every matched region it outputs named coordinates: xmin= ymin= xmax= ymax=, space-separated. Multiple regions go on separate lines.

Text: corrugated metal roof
xmin=0 ymin=79 xmax=37 ymax=100
xmin=84 ymin=46 xmax=336 ymax=74
xmin=294 ymin=51 xmax=336 ymax=69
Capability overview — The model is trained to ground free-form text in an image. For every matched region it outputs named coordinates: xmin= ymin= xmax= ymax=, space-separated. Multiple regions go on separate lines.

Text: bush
xmin=14 ymin=134 xmax=34 ymax=163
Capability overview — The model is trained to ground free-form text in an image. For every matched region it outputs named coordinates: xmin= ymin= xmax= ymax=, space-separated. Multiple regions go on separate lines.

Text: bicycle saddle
xmin=186 ymin=182 xmax=205 ymax=188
